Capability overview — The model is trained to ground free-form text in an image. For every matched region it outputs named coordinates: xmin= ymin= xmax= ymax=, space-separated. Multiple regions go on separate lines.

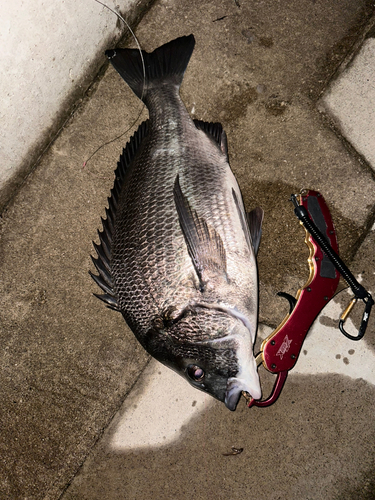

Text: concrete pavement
xmin=1 ymin=0 xmax=375 ymax=498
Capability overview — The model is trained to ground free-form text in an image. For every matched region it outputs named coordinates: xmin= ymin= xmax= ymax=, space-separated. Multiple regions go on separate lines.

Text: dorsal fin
xmin=193 ymin=119 xmax=229 ymax=159
xmin=90 ymin=120 xmax=150 ymax=310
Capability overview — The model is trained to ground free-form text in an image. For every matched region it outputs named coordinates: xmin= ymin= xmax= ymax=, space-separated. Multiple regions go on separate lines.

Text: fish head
xmin=222 ymin=319 xmax=262 ymax=410
xmin=146 ymin=309 xmax=261 ymax=411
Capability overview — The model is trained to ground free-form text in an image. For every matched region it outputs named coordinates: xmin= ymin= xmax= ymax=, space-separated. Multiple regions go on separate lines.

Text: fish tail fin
xmin=106 ymin=34 xmax=195 ymax=101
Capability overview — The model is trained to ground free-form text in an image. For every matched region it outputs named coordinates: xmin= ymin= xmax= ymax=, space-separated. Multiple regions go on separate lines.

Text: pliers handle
xmin=248 ymin=190 xmax=340 ymax=408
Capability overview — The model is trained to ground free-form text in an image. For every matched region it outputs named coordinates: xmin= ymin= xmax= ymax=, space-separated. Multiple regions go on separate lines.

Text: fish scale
xmin=91 ymin=35 xmax=264 ymax=410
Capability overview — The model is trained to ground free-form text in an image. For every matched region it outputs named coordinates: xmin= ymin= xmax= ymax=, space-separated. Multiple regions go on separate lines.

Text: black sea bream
xmin=91 ymin=35 xmax=263 ymax=410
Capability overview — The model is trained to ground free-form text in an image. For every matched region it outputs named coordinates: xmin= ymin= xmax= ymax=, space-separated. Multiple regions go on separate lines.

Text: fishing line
xmin=83 ymin=0 xmax=146 ymax=168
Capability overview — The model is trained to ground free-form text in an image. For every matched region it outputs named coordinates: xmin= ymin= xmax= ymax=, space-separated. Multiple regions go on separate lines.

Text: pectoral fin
xmin=173 ymin=175 xmax=227 ymax=290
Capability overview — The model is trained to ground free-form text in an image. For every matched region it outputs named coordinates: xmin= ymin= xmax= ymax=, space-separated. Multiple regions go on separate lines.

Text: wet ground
xmin=1 ymin=0 xmax=375 ymax=498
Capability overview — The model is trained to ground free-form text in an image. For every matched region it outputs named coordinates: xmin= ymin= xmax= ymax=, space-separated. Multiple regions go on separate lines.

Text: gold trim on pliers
xmin=257 ymin=192 xmax=316 ymax=372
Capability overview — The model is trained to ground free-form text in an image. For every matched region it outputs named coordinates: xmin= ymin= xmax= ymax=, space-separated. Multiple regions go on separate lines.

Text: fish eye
xmin=187 ymin=364 xmax=205 ymax=382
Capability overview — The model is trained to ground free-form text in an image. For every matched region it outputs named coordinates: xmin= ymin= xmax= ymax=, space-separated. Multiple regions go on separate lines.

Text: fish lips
xmin=225 ymin=377 xmax=262 ymax=411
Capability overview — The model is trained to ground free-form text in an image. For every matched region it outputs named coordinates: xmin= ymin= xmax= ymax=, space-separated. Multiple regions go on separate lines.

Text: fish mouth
xmin=225 ymin=377 xmax=262 ymax=411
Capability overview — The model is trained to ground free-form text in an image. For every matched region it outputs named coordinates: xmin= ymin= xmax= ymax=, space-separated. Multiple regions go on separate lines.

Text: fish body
xmin=91 ymin=35 xmax=263 ymax=410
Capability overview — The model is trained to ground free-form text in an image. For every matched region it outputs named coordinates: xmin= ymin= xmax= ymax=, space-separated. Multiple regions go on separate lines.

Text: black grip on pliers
xmin=293 ymin=203 xmax=367 ymax=299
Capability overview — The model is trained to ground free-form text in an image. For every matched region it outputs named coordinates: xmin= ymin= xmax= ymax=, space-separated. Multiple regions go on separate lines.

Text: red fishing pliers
xmin=247 ymin=190 xmax=373 ymax=408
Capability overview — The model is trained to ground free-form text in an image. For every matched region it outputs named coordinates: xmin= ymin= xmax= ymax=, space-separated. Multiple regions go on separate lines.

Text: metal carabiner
xmin=339 ymin=294 xmax=374 ymax=341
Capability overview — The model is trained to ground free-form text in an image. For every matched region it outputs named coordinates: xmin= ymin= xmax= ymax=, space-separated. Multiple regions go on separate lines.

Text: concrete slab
xmin=109 ymin=360 xmax=212 ymax=450
xmin=0 ymin=74 xmax=149 ymax=499
xmin=320 ymin=36 xmax=375 ymax=170
xmin=0 ymin=0 xmax=153 ymax=212
xmin=62 ymin=293 xmax=375 ymax=500
xmin=2 ymin=0 xmax=375 ymax=499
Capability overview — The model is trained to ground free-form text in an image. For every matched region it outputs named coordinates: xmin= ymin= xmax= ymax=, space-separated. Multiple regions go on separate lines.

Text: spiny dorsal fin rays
xmin=93 ymin=293 xmax=119 ymax=311
xmin=173 ymin=175 xmax=228 ymax=292
xmin=89 ymin=269 xmax=113 ymax=296
xmin=94 ymin=231 xmax=110 ymax=263
xmin=113 ymin=120 xmax=150 ymax=206
xmin=90 ymin=120 xmax=150 ymax=310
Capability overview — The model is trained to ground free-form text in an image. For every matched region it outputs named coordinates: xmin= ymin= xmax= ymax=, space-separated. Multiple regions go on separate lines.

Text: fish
xmin=90 ymin=34 xmax=264 ymax=411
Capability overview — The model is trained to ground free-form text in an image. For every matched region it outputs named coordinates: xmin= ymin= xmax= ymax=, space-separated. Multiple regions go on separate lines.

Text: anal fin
xmin=232 ymin=189 xmax=263 ymax=255
xmin=246 ymin=207 xmax=264 ymax=255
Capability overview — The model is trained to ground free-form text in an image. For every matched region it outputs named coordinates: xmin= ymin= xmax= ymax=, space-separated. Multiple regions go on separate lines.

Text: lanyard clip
xmin=339 ymin=294 xmax=374 ymax=341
